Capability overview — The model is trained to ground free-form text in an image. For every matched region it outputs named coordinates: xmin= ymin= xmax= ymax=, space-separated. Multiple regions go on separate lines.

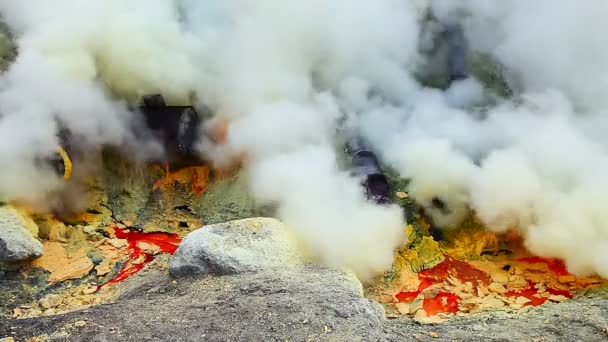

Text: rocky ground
xmin=0 ymin=153 xmax=268 ymax=320
xmin=1 ymin=217 xmax=607 ymax=342
xmin=0 ymin=148 xmax=605 ymax=342
xmin=0 ymin=157 xmax=607 ymax=341
xmin=1 ymin=265 xmax=608 ymax=341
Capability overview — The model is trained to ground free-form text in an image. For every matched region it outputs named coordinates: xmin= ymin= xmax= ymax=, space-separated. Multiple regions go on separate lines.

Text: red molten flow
xmin=99 ymin=228 xmax=181 ymax=288
xmin=516 ymin=256 xmax=570 ymax=276
xmin=396 ymin=256 xmax=491 ymax=315
xmin=504 ymin=280 xmax=573 ymax=307
xmin=396 ymin=255 xmax=573 ymax=315
xmin=503 ymin=257 xmax=573 ymax=306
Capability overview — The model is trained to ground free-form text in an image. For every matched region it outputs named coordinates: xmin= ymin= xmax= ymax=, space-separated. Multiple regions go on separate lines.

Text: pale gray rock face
xmin=0 ymin=206 xmax=43 ymax=262
xmin=170 ymin=217 xmax=305 ymax=277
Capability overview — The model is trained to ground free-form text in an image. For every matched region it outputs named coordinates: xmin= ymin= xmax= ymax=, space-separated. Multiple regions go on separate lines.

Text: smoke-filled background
xmin=1 ymin=0 xmax=608 ymax=281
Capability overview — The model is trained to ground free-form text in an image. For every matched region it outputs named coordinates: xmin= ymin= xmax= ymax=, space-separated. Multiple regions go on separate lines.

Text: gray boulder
xmin=0 ymin=206 xmax=43 ymax=262
xmin=170 ymin=217 xmax=305 ymax=277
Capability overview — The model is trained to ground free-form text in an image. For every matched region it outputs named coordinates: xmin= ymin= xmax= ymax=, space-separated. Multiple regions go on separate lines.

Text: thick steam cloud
xmin=2 ymin=0 xmax=608 ymax=280
xmin=360 ymin=0 xmax=608 ymax=278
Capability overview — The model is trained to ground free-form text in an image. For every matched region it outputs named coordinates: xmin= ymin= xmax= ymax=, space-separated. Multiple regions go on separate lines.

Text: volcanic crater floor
xmin=0 ymin=162 xmax=607 ymax=341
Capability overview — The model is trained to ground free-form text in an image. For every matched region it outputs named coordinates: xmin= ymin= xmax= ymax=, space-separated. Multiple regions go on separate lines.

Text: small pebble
xmin=396 ymin=192 xmax=409 ymax=199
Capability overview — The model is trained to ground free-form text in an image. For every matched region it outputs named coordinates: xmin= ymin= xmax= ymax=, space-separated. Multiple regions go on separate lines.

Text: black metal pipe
xmin=445 ymin=24 xmax=468 ymax=83
xmin=139 ymin=94 xmax=202 ymax=161
xmin=36 ymin=152 xmax=65 ymax=178
xmin=346 ymin=137 xmax=391 ymax=205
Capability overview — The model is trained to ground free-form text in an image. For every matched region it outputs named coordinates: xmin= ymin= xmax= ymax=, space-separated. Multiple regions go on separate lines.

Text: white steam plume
xmin=359 ymin=0 xmax=608 ymax=279
xmin=250 ymin=145 xmax=405 ymax=278
xmin=186 ymin=0 xmax=416 ymax=280
xmin=0 ymin=0 xmax=412 ymax=280
xmin=0 ymin=0 xmax=204 ymax=205
xmin=5 ymin=0 xmax=608 ymax=281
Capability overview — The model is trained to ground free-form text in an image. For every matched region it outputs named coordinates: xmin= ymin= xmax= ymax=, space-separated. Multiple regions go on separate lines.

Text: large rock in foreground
xmin=0 ymin=206 xmax=43 ymax=262
xmin=1 ymin=267 xmax=388 ymax=341
xmin=170 ymin=218 xmax=304 ymax=277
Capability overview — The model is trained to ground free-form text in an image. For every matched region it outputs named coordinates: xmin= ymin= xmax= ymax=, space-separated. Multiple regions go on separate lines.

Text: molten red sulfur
xmin=396 ymin=256 xmax=489 ymax=314
xmin=395 ymin=291 xmax=419 ymax=302
xmin=517 ymin=256 xmax=570 ymax=276
xmin=423 ymin=292 xmax=461 ymax=315
xmin=113 ymin=228 xmax=181 ymax=254
xmin=505 ymin=280 xmax=548 ymax=306
xmin=419 ymin=256 xmax=491 ymax=288
xmin=396 ymin=255 xmax=574 ymax=314
xmin=99 ymin=228 xmax=181 ymax=288
xmin=505 ymin=280 xmax=573 ymax=307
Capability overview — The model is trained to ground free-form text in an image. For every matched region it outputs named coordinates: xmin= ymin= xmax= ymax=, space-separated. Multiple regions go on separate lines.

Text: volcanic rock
xmin=0 ymin=24 xmax=15 ymax=71
xmin=170 ymin=218 xmax=304 ymax=277
xmin=1 ymin=266 xmax=390 ymax=341
xmin=0 ymin=206 xmax=43 ymax=262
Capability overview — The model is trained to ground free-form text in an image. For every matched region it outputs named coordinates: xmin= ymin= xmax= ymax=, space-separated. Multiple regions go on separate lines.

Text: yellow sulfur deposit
xmin=56 ymin=146 xmax=72 ymax=181
xmin=400 ymin=236 xmax=445 ymax=273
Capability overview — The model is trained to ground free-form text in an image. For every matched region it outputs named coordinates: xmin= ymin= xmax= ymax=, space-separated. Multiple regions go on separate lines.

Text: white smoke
xmin=0 ymin=0 xmax=411 ymax=280
xmin=185 ymin=0 xmax=416 ymax=280
xmin=0 ymin=0 xmax=204 ymax=205
xmin=359 ymin=0 xmax=608 ymax=279
xmin=250 ymin=146 xmax=405 ymax=278
xmin=3 ymin=0 xmax=608 ymax=280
